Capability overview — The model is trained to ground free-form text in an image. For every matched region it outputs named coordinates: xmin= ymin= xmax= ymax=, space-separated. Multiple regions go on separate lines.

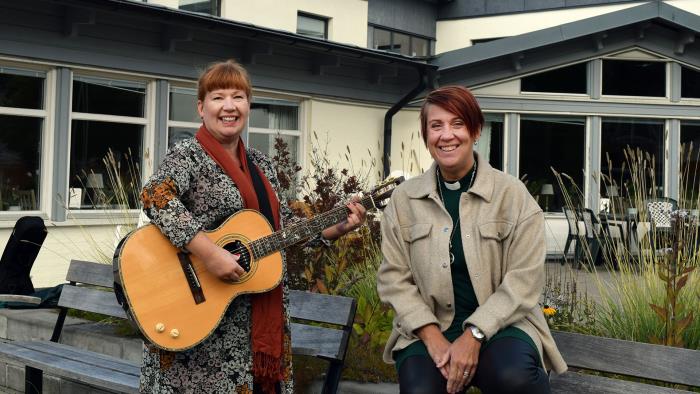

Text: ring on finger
xmin=462 ymin=370 xmax=470 ymax=379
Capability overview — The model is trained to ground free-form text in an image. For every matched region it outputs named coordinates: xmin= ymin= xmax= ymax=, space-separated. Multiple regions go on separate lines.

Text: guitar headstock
xmin=369 ymin=176 xmax=405 ymax=210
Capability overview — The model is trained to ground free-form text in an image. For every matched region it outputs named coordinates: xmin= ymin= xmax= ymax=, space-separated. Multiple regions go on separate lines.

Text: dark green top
xmin=394 ymin=165 xmax=538 ymax=371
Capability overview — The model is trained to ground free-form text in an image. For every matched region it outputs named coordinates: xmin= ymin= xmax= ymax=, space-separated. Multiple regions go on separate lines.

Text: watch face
xmin=471 ymin=326 xmax=485 ymax=340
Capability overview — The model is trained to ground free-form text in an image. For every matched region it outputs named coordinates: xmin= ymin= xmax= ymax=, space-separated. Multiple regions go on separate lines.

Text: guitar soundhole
xmin=224 ymin=240 xmax=252 ymax=272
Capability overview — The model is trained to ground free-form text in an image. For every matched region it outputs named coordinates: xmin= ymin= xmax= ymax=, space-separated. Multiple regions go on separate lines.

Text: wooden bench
xmin=551 ymin=330 xmax=700 ymax=393
xmin=0 ymin=259 xmax=356 ymax=394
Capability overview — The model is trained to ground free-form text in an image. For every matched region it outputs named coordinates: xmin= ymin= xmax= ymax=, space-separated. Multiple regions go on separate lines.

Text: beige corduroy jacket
xmin=377 ymin=153 xmax=567 ymax=374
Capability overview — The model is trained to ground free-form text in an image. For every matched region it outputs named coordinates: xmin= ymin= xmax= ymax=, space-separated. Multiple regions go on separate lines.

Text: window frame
xmin=0 ymin=63 xmax=53 ymax=218
xmin=368 ymin=25 xmax=433 ymax=57
xmin=600 ymin=58 xmax=670 ymax=100
xmin=519 ymin=61 xmax=590 ymax=97
xmin=297 ymin=11 xmax=329 ymax=40
xmin=68 ymin=72 xmax=151 ymax=216
xmin=167 ymin=84 xmax=200 ymax=148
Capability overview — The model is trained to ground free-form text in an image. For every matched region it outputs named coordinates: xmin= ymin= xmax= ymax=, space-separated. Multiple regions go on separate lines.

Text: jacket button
xmin=447 ymin=303 xmax=452 ymax=308
xmin=442 ymin=263 xmax=448 ymax=268
xmin=465 ymin=234 xmax=471 ymax=238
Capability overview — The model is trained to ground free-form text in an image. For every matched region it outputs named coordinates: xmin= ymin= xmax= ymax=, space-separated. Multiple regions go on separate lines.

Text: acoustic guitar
xmin=113 ymin=177 xmax=403 ymax=351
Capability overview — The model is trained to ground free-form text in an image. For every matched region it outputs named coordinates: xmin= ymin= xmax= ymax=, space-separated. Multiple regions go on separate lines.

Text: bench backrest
xmin=552 ymin=330 xmax=700 ymax=387
xmin=55 ymin=259 xmax=356 ymax=391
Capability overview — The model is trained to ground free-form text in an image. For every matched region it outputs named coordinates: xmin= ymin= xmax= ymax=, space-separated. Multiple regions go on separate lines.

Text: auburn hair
xmin=197 ymin=59 xmax=252 ymax=101
xmin=419 ymin=85 xmax=483 ymax=144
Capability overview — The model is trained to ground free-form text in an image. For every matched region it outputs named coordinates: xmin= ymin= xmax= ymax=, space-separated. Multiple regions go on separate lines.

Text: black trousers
xmin=398 ymin=337 xmax=550 ymax=394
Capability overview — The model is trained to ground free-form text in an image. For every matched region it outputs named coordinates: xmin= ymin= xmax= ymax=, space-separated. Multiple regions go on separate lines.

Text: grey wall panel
xmin=368 ymin=0 xmax=437 ymax=38
xmin=588 ymin=116 xmax=601 ymax=211
xmin=476 ymin=96 xmax=700 ymax=119
xmin=438 ymin=0 xmax=639 ymax=19
xmin=51 ymin=68 xmax=71 ymax=222
xmin=154 ymin=80 xmax=169 ymax=169
xmin=668 ymin=119 xmax=680 ymax=200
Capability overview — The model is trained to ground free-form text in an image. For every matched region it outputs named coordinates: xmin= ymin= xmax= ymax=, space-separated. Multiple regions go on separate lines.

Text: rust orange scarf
xmin=195 ymin=125 xmax=283 ymax=393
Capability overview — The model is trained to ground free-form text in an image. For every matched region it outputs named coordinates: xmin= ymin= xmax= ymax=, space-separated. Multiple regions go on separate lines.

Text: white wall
xmin=435 ymin=1 xmax=643 ymax=54
xmin=220 ymin=0 xmax=368 ymax=48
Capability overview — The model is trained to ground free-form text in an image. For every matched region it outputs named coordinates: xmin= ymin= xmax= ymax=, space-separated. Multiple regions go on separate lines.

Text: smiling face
xmin=197 ymin=88 xmax=249 ymax=149
xmin=426 ymin=103 xmax=480 ymax=181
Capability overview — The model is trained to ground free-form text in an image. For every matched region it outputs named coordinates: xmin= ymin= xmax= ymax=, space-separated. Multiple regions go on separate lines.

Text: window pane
xmin=519 ymin=116 xmax=585 ymax=213
xmin=250 ymin=103 xmax=298 ymax=130
xmin=521 ymin=63 xmax=587 ymax=94
xmin=475 ymin=114 xmax=503 ymax=171
xmin=297 ymin=14 xmax=326 ymax=39
xmin=249 ymin=133 xmax=299 ymax=200
xmin=602 ymin=60 xmax=665 ymax=97
xmin=411 ymin=37 xmax=429 ymax=57
xmin=681 ymin=66 xmax=700 ymax=99
xmin=70 ymin=120 xmax=143 ymax=209
xmin=168 ymin=127 xmax=197 ymax=148
xmin=179 ymin=0 xmax=217 ymax=15
xmin=393 ymin=32 xmax=410 ymax=56
xmin=680 ymin=122 xmax=700 ymax=206
xmin=169 ymin=88 xmax=199 ymax=123
xmin=0 ymin=68 xmax=44 ymax=109
xmin=73 ymin=77 xmax=145 ymax=117
xmin=0 ymin=115 xmax=41 ymax=211
xmin=373 ymin=27 xmax=392 ymax=51
xmin=601 ymin=118 xmax=664 ymax=199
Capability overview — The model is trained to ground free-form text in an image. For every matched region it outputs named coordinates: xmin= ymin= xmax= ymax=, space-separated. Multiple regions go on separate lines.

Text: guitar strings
xmin=192 ymin=193 xmax=378 ymax=268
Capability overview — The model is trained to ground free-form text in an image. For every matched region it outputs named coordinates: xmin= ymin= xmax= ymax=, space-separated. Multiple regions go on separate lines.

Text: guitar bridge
xmin=177 ymin=251 xmax=205 ymax=304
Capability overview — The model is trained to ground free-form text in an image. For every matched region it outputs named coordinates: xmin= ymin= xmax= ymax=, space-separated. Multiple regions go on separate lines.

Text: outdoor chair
xmin=575 ymin=208 xmax=602 ymax=270
xmin=562 ymin=207 xmax=581 ymax=266
xmin=645 ymin=197 xmax=678 ymax=236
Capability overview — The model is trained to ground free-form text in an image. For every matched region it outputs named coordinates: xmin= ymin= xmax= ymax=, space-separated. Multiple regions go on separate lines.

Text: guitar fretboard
xmin=248 ymin=194 xmax=376 ymax=260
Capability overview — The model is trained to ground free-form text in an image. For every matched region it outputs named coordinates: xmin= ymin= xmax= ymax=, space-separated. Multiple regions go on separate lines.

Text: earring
xmin=474 ymin=140 xmax=479 ymax=146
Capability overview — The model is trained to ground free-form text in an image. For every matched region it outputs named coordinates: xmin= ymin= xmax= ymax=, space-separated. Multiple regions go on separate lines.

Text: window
xmin=70 ymin=76 xmax=146 ymax=210
xmin=0 ymin=67 xmax=45 ymax=212
xmin=521 ymin=63 xmax=587 ymax=94
xmin=369 ymin=26 xmax=431 ymax=57
xmin=178 ymin=0 xmax=219 ymax=15
xmin=602 ymin=60 xmax=666 ymax=97
xmin=168 ymin=86 xmax=199 ymax=148
xmin=297 ymin=13 xmax=327 ymax=40
xmin=519 ymin=116 xmax=585 ymax=213
xmin=475 ymin=114 xmax=504 ymax=171
xmin=601 ymin=118 xmax=664 ymax=199
xmin=680 ymin=122 xmax=700 ymax=206
xmin=681 ymin=66 xmax=700 ymax=99
xmin=248 ymin=99 xmax=301 ymax=199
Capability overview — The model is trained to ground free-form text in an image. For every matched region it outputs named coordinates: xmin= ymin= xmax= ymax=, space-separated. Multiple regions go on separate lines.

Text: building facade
xmin=1 ymin=0 xmax=699 ymax=285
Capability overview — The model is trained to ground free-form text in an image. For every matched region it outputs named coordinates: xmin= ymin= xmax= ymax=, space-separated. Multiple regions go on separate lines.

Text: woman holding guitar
xmin=377 ymin=86 xmax=567 ymax=394
xmin=138 ymin=59 xmax=365 ymax=393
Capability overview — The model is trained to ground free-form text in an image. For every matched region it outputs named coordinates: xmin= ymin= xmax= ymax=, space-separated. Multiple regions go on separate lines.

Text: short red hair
xmin=197 ymin=59 xmax=252 ymax=101
xmin=419 ymin=85 xmax=483 ymax=144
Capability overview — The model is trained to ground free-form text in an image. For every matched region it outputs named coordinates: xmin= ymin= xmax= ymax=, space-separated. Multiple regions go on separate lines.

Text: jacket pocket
xmin=400 ymin=223 xmax=432 ymax=243
xmin=478 ymin=221 xmax=513 ymax=241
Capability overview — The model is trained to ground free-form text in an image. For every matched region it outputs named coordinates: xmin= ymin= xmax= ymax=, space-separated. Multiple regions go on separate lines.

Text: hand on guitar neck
xmin=186 ymin=197 xmax=366 ymax=282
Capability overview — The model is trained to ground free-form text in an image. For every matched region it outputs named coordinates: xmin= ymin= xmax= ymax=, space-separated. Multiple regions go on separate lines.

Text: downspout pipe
xmin=382 ymin=67 xmax=437 ymax=179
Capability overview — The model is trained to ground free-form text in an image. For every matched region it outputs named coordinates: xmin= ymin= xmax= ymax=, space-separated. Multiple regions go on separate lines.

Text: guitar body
xmin=115 ymin=209 xmax=282 ymax=351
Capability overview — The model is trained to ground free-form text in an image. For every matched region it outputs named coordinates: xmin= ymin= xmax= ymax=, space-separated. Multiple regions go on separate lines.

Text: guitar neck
xmin=249 ymin=194 xmax=376 ymax=260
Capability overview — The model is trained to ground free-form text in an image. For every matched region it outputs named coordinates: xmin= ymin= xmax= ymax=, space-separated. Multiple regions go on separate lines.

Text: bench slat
xmin=19 ymin=340 xmax=139 ymax=375
xmin=66 ymin=259 xmax=114 ymax=288
xmin=0 ymin=341 xmax=139 ymax=393
xmin=552 ymin=331 xmax=700 ymax=387
xmin=289 ymin=290 xmax=356 ymax=326
xmin=58 ymin=285 xmax=127 ymax=319
xmin=290 ymin=322 xmax=348 ymax=360
xmin=551 ymin=371 xmax=693 ymax=394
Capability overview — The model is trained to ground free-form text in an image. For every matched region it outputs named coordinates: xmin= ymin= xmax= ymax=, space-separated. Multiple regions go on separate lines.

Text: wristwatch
xmin=467 ymin=325 xmax=485 ymax=342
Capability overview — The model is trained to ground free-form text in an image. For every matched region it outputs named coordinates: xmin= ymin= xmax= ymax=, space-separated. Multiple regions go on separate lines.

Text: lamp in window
xmin=540 ymin=183 xmax=554 ymax=212
xmin=85 ymin=173 xmax=104 ymax=206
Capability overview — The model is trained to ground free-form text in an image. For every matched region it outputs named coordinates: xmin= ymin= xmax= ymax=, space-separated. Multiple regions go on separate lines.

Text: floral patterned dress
xmin=138 ymin=138 xmax=296 ymax=394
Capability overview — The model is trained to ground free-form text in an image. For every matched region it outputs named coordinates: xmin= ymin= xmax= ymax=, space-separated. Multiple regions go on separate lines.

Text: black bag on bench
xmin=0 ymin=216 xmax=47 ymax=295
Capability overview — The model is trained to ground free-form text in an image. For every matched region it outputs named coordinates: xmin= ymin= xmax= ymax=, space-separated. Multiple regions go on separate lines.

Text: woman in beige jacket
xmin=377 ymin=86 xmax=566 ymax=394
